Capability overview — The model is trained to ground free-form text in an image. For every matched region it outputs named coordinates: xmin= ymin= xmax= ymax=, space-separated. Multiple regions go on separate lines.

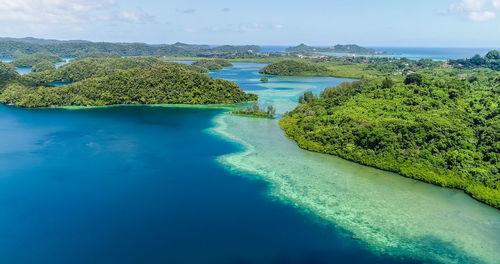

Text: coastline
xmin=210 ymin=109 xmax=500 ymax=264
xmin=206 ymin=63 xmax=500 ymax=263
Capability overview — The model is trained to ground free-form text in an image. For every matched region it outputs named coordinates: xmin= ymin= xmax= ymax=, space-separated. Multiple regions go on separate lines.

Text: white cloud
xmin=450 ymin=0 xmax=486 ymax=12
xmin=450 ymin=0 xmax=499 ymax=21
xmin=207 ymin=23 xmax=284 ymax=33
xmin=0 ymin=0 xmax=152 ymax=24
xmin=120 ymin=10 xmax=154 ymax=24
xmin=469 ymin=10 xmax=497 ymax=20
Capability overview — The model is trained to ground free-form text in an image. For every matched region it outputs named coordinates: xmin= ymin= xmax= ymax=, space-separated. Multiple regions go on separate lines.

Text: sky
xmin=0 ymin=0 xmax=499 ymax=47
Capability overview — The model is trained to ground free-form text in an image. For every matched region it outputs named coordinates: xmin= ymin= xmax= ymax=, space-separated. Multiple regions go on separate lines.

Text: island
xmin=232 ymin=103 xmax=276 ymax=118
xmin=10 ymin=52 xmax=63 ymax=67
xmin=285 ymin=43 xmax=384 ymax=55
xmin=31 ymin=61 xmax=57 ymax=73
xmin=0 ymin=58 xmax=257 ymax=108
xmin=279 ymin=56 xmax=500 ymax=208
xmin=0 ymin=38 xmax=262 ymax=58
xmin=258 ymin=60 xmax=329 ymax=76
xmin=192 ymin=59 xmax=233 ymax=71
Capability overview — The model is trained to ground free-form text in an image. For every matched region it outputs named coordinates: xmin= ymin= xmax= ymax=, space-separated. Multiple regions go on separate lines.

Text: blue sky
xmin=0 ymin=0 xmax=499 ymax=47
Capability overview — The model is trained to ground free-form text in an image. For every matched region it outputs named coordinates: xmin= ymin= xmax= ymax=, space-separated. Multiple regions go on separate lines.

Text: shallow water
xmin=0 ymin=104 xmax=408 ymax=263
xmin=0 ymin=62 xmax=498 ymax=263
xmin=210 ymin=63 xmax=500 ymax=263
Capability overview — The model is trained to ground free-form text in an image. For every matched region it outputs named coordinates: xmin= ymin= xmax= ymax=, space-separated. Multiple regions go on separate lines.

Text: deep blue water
xmin=0 ymin=104 xmax=409 ymax=263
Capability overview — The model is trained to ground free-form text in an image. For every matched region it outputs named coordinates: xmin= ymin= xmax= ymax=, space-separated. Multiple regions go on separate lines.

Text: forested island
xmin=1 ymin=37 xmax=499 ymax=209
xmin=11 ymin=52 xmax=63 ymax=67
xmin=280 ymin=67 xmax=500 ymax=208
xmin=285 ymin=44 xmax=382 ymax=55
xmin=259 ymin=60 xmax=329 ymax=76
xmin=232 ymin=103 xmax=276 ymax=118
xmin=192 ymin=59 xmax=233 ymax=71
xmin=0 ymin=58 xmax=257 ymax=107
xmin=0 ymin=38 xmax=261 ymax=58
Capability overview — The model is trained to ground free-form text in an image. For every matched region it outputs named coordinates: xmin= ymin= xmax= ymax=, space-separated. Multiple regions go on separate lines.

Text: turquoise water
xmin=0 ymin=57 xmax=72 ymax=75
xmin=0 ymin=62 xmax=498 ymax=263
xmin=319 ymin=47 xmax=493 ymax=61
xmin=210 ymin=63 xmax=500 ymax=263
xmin=0 ymin=104 xmax=406 ymax=263
xmin=49 ymin=81 xmax=73 ymax=87
xmin=257 ymin=46 xmax=493 ymax=60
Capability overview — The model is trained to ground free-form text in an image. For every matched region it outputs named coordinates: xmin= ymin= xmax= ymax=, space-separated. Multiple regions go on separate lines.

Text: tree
xmin=0 ymin=62 xmax=19 ymax=89
xmin=299 ymin=91 xmax=317 ymax=103
xmin=404 ymin=73 xmax=423 ymax=85
xmin=381 ymin=76 xmax=394 ymax=88
xmin=485 ymin=50 xmax=500 ymax=60
xmin=267 ymin=105 xmax=276 ymax=116
xmin=32 ymin=60 xmax=56 ymax=72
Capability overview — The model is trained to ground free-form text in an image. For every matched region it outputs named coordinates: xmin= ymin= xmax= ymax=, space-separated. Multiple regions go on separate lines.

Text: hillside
xmin=0 ymin=61 xmax=257 ymax=108
xmin=280 ymin=73 xmax=500 ymax=208
xmin=258 ymin=60 xmax=329 ymax=76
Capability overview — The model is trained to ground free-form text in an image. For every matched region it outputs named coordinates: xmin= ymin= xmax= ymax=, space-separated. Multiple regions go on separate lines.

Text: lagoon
xmin=0 ymin=62 xmax=498 ymax=263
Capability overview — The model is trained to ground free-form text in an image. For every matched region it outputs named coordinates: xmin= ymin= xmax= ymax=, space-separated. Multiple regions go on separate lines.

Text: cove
xmin=209 ymin=63 xmax=500 ymax=263
xmin=0 ymin=104 xmax=406 ymax=263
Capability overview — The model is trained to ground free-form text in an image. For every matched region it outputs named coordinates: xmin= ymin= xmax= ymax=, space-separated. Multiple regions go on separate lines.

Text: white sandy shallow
xmin=209 ymin=70 xmax=500 ymax=263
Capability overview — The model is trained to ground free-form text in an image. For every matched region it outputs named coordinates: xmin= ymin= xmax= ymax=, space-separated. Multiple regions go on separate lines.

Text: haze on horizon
xmin=0 ymin=0 xmax=499 ymax=47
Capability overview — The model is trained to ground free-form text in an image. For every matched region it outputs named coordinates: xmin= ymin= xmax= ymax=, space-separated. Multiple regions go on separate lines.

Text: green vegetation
xmin=260 ymin=77 xmax=269 ymax=82
xmin=211 ymin=45 xmax=260 ymax=54
xmin=0 ymin=39 xmax=262 ymax=58
xmin=280 ymin=73 xmax=500 ymax=208
xmin=286 ymin=43 xmax=381 ymax=55
xmin=0 ymin=62 xmax=19 ymax=89
xmin=77 ymin=52 xmax=121 ymax=59
xmin=11 ymin=52 xmax=63 ymax=67
xmin=192 ymin=59 xmax=233 ymax=71
xmin=232 ymin=103 xmax=276 ymax=118
xmin=0 ymin=59 xmax=257 ymax=108
xmin=450 ymin=50 xmax=500 ymax=71
xmin=259 ymin=60 xmax=329 ymax=76
xmin=31 ymin=61 xmax=56 ymax=73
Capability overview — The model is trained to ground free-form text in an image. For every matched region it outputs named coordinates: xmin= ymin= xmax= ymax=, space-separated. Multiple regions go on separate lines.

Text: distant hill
xmin=286 ymin=43 xmax=381 ymax=55
xmin=0 ymin=37 xmax=88 ymax=45
xmin=0 ymin=37 xmax=262 ymax=58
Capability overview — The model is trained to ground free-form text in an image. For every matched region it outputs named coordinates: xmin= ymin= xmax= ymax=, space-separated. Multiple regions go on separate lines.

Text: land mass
xmin=0 ymin=58 xmax=257 ymax=107
xmin=0 ymin=37 xmax=261 ymax=58
xmin=286 ymin=44 xmax=383 ymax=55
xmin=280 ymin=64 xmax=500 ymax=208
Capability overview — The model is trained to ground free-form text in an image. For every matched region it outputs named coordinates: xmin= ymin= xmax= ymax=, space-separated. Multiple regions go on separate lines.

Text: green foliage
xmin=404 ymin=73 xmax=423 ymax=85
xmin=285 ymin=44 xmax=379 ymax=55
xmin=192 ymin=59 xmax=233 ymax=71
xmin=77 ymin=52 xmax=121 ymax=59
xmin=280 ymin=73 xmax=500 ymax=208
xmin=11 ymin=52 xmax=63 ymax=67
xmin=381 ymin=76 xmax=394 ymax=88
xmin=211 ymin=45 xmax=260 ymax=54
xmin=31 ymin=61 xmax=56 ymax=73
xmin=485 ymin=50 xmax=500 ymax=60
xmin=259 ymin=60 xmax=329 ymax=76
xmin=298 ymin=91 xmax=317 ymax=103
xmin=450 ymin=50 xmax=500 ymax=71
xmin=0 ymin=62 xmax=19 ymax=91
xmin=1 ymin=61 xmax=257 ymax=108
xmin=0 ymin=40 xmax=261 ymax=58
xmin=232 ymin=103 xmax=275 ymax=118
